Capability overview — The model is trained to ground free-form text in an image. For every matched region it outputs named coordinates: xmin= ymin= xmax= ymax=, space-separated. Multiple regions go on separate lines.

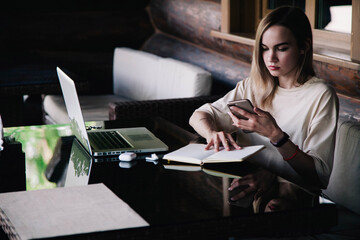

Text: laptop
xmin=56 ymin=67 xmax=168 ymax=157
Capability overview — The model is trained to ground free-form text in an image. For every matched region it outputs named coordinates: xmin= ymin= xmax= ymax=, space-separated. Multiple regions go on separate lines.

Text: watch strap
xmin=271 ymin=132 xmax=289 ymax=147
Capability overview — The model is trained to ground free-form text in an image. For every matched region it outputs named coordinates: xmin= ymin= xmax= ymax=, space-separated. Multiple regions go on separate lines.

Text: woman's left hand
xmin=228 ymin=106 xmax=282 ymax=140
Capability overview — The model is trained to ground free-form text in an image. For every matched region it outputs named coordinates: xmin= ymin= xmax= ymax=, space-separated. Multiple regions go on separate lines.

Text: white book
xmin=163 ymin=143 xmax=265 ymax=165
xmin=0 ymin=183 xmax=149 ymax=240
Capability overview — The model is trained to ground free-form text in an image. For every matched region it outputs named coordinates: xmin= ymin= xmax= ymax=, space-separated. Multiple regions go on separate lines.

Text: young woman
xmin=189 ymin=6 xmax=338 ymax=197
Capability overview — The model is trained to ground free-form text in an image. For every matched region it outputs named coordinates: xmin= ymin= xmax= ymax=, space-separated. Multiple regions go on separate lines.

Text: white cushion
xmin=43 ymin=94 xmax=130 ymax=124
xmin=323 ymin=118 xmax=360 ymax=214
xmin=113 ymin=47 xmax=212 ymax=100
xmin=44 ymin=48 xmax=212 ymax=124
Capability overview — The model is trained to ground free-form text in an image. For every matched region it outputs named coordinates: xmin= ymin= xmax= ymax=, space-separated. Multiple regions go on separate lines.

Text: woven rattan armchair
xmin=109 ymin=95 xmax=222 ymax=132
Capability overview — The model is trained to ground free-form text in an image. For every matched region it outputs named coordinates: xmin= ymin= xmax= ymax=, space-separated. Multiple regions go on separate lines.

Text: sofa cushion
xmin=322 ymin=118 xmax=360 ymax=214
xmin=43 ymin=94 xmax=130 ymax=124
xmin=113 ymin=47 xmax=212 ymax=100
xmin=44 ymin=48 xmax=212 ymax=124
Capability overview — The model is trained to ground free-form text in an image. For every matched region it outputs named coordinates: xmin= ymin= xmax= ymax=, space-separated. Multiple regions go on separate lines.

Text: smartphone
xmin=227 ymin=99 xmax=255 ymax=133
xmin=227 ymin=99 xmax=255 ymax=120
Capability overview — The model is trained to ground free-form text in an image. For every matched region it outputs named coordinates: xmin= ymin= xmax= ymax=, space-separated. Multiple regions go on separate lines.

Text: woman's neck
xmin=278 ymin=80 xmax=299 ymax=89
xmin=278 ymin=74 xmax=304 ymax=89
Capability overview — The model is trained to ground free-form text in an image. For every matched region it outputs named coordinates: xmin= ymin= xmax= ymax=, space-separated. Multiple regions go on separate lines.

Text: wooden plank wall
xmin=147 ymin=0 xmax=360 ymax=120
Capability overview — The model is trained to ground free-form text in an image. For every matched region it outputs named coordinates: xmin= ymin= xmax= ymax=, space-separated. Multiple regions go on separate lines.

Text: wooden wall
xmin=146 ymin=0 xmax=360 ymax=120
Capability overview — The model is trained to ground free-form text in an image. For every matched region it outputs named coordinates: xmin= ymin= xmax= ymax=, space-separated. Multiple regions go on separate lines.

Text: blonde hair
xmin=250 ymin=6 xmax=315 ymax=109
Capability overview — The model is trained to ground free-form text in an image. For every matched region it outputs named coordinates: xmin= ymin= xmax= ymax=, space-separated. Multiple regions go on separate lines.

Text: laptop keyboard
xmin=88 ymin=131 xmax=131 ymax=149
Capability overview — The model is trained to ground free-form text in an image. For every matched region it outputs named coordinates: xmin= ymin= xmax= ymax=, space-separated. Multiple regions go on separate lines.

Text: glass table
xmin=1 ymin=117 xmax=337 ymax=239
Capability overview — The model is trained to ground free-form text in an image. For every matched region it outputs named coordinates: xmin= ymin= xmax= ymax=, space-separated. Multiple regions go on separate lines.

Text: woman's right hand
xmin=205 ymin=131 xmax=241 ymax=152
xmin=189 ymin=111 xmax=241 ymax=152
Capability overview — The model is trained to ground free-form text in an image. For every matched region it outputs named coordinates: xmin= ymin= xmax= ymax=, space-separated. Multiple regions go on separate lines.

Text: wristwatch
xmin=270 ymin=132 xmax=289 ymax=147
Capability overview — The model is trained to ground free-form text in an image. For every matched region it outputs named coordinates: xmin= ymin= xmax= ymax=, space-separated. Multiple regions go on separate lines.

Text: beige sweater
xmin=196 ymin=77 xmax=338 ymax=187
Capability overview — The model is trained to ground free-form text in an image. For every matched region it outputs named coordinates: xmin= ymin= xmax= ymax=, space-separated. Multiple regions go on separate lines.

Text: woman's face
xmin=261 ymin=25 xmax=303 ymax=86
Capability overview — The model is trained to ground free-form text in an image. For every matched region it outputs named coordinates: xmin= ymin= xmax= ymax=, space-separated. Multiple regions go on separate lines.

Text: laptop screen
xmin=57 ymin=67 xmax=93 ymax=155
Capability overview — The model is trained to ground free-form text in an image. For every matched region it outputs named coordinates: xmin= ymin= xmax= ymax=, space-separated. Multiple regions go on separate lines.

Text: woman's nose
xmin=267 ymin=50 xmax=277 ymax=62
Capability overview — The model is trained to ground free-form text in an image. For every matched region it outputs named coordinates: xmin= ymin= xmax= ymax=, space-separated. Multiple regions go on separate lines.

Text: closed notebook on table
xmin=0 ymin=184 xmax=148 ymax=240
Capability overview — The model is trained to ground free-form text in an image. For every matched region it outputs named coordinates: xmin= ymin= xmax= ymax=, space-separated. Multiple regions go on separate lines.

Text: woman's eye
xmin=278 ymin=47 xmax=288 ymax=52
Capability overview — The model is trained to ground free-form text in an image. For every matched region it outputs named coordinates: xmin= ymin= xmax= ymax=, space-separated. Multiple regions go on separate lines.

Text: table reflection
xmin=229 ymin=173 xmax=317 ymax=214
xmin=3 ymin=121 xmax=98 ymax=190
xmin=4 ymin=124 xmax=71 ymax=190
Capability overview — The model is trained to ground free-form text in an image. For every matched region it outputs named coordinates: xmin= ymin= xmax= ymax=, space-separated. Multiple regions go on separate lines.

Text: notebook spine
xmin=0 ymin=208 xmax=21 ymax=240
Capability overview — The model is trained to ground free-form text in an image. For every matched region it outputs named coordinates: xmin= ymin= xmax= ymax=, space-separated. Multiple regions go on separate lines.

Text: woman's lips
xmin=268 ymin=65 xmax=280 ymax=71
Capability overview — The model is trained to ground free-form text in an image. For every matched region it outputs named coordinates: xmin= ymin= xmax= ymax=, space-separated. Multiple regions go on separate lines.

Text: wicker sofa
xmin=42 ymin=47 xmax=213 ymax=125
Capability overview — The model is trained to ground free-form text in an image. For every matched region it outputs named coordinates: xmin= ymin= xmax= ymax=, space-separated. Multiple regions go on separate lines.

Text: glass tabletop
xmin=2 ymin=118 xmax=337 ymax=238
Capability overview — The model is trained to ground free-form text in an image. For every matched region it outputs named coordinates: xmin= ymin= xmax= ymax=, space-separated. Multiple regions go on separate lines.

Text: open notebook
xmin=163 ymin=143 xmax=265 ymax=165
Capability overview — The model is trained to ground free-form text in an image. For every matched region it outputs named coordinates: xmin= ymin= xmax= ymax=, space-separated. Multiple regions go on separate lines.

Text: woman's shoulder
xmin=235 ymin=77 xmax=253 ymax=97
xmin=236 ymin=77 xmax=251 ymax=86
xmin=305 ymin=76 xmax=328 ymax=87
xmin=236 ymin=77 xmax=253 ymax=91
xmin=305 ymin=76 xmax=336 ymax=94
xmin=303 ymin=77 xmax=338 ymax=106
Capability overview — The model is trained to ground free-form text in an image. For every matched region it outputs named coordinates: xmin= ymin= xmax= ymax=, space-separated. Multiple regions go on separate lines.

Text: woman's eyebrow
xmin=275 ymin=42 xmax=289 ymax=47
xmin=261 ymin=42 xmax=289 ymax=48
